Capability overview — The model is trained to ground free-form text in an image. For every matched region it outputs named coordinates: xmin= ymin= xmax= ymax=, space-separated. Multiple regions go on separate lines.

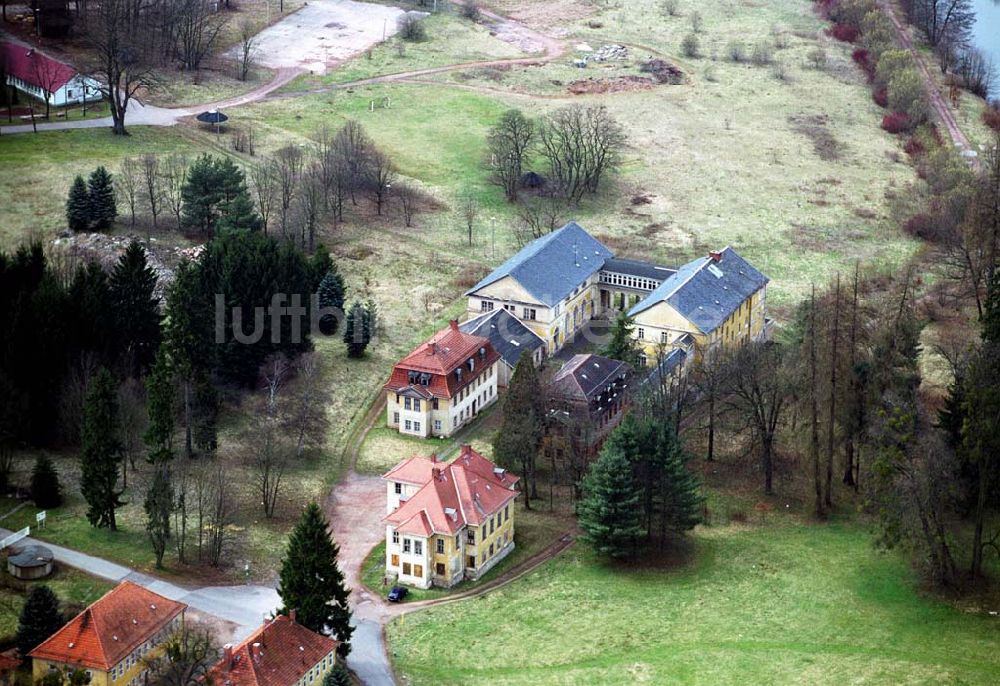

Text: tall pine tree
xmin=80 ymin=368 xmax=125 ymax=530
xmin=493 ymin=354 xmax=544 ymax=508
xmin=578 ymin=441 xmax=644 ymax=559
xmin=30 ymin=454 xmax=62 ymax=509
xmin=144 ymin=350 xmax=175 ymax=463
xmin=342 ymin=302 xmax=371 ymax=358
xmin=317 ymin=268 xmax=346 ymax=336
xmin=66 ymin=176 xmax=91 ymax=231
xmin=87 ymin=166 xmax=117 ymax=230
xmin=278 ymin=503 xmax=353 ymax=657
xmin=109 ymin=241 xmax=161 ymax=376
xmin=145 ymin=465 xmax=173 ymax=569
xmin=602 ymin=312 xmax=641 ymax=368
xmin=16 ymin=585 xmax=63 ymax=657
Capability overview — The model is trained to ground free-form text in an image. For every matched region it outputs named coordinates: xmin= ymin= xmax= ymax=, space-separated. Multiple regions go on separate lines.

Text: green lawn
xmin=0 ymin=565 xmax=113 ymax=639
xmin=387 ymin=520 xmax=1000 ymax=685
xmin=361 ymin=503 xmax=573 ymax=603
xmin=357 ymin=426 xmax=451 ymax=476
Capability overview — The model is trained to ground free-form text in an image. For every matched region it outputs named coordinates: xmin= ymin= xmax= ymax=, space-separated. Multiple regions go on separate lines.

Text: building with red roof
xmin=383 ymin=320 xmax=501 ymax=438
xmin=381 ymin=445 xmax=519 ymax=589
xmin=1 ymin=41 xmax=101 ymax=108
xmin=205 ymin=613 xmax=339 ymax=686
xmin=29 ymin=581 xmax=186 ymax=686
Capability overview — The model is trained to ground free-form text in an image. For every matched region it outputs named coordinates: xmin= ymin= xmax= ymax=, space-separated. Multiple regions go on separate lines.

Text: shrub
xmin=873 ymin=87 xmax=888 ymax=108
xmin=31 ymin=455 xmax=62 ymax=509
xmin=727 ymin=41 xmax=747 ymax=63
xmin=903 ymin=135 xmax=926 ymax=157
xmin=852 ymin=48 xmax=875 ymax=81
xmin=660 ymin=0 xmax=680 ymax=16
xmin=983 ymin=106 xmax=1000 ymax=132
xmin=828 ymin=23 xmax=859 ymax=43
xmin=772 ymin=61 xmax=791 ymax=82
xmin=807 ymin=47 xmax=828 ymax=70
xmin=902 ymin=213 xmax=939 ymax=241
xmin=397 ymin=14 xmax=426 ymax=41
xmin=681 ymin=33 xmax=700 ymax=58
xmin=460 ymin=2 xmax=481 ymax=21
xmin=690 ymin=10 xmax=703 ymax=32
xmin=888 ymin=68 xmax=929 ymax=124
xmin=881 ymin=111 xmax=911 ymax=134
xmin=751 ymin=42 xmax=774 ymax=66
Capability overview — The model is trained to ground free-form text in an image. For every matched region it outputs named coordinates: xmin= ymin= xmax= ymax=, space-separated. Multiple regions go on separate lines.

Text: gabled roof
xmin=628 ymin=247 xmax=769 ymax=333
xmin=550 ymin=354 xmax=633 ymax=402
xmin=383 ymin=321 xmax=501 ymax=399
xmin=0 ymin=41 xmax=78 ymax=92
xmin=29 ymin=582 xmax=186 ymax=671
xmin=205 ymin=615 xmax=338 ymax=686
xmin=459 ymin=310 xmax=544 ymax=369
xmin=466 ymin=222 xmax=613 ymax=307
xmin=383 ymin=447 xmax=519 ymax=534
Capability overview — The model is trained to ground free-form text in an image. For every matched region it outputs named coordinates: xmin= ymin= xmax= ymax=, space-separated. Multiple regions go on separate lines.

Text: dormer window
xmin=479 ymin=347 xmax=486 ymax=360
xmin=467 ymin=358 xmax=475 ymax=372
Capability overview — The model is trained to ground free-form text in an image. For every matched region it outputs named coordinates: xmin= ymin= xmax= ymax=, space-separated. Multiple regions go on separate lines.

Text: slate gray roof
xmin=627 ymin=247 xmax=769 ymax=334
xmin=639 ymin=348 xmax=687 ymax=388
xmin=459 ymin=309 xmax=544 ymax=369
xmin=467 ymin=222 xmax=613 ymax=307
xmin=550 ymin=354 xmax=633 ymax=401
xmin=601 ymin=257 xmax=676 ymax=282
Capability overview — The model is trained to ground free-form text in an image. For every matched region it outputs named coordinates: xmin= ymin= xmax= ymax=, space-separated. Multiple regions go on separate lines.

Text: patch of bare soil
xmin=788 ymin=113 xmax=846 ymax=162
xmin=489 ymin=0 xmax=596 ymax=34
xmin=567 ymin=75 xmax=656 ymax=94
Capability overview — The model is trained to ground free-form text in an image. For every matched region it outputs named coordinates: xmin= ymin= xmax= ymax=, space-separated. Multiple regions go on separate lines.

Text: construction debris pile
xmin=639 ymin=58 xmax=685 ymax=84
xmin=587 ymin=44 xmax=630 ymax=62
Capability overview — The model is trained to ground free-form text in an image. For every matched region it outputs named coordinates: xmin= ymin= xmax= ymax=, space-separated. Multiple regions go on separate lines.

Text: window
xmin=637 ymin=327 xmax=645 ymax=340
xmin=490 ymin=517 xmax=495 ymax=534
xmin=554 ymin=303 xmax=561 ymax=316
xmin=505 ymin=504 xmax=509 ymax=521
xmin=481 ymin=300 xmax=494 ymax=312
xmin=391 ymin=409 xmax=398 ymax=423
xmin=414 ymin=421 xmax=421 ymax=432
xmin=404 ymin=397 xmax=411 ymax=410
xmin=432 ymin=398 xmax=439 ymax=410
xmin=414 ymin=564 xmax=423 ymax=577
xmin=434 ymin=420 xmax=442 ymax=432
xmin=403 ymin=538 xmax=411 ymax=553
xmin=661 ymin=331 xmax=669 ymax=344
xmin=402 ymin=562 xmax=411 ymax=575
xmin=436 ymin=539 xmax=445 ymax=554
xmin=414 ymin=540 xmax=423 ymax=555
xmin=489 ymin=543 xmax=494 ymax=557
xmin=413 ymin=399 xmax=421 ymax=411
xmin=404 ymin=420 xmax=412 ymax=431
xmin=436 ymin=562 xmax=446 ymax=576
xmin=456 ymin=534 xmax=461 ymax=548
xmin=392 ymin=530 xmax=399 ymax=544
xmin=394 ymin=483 xmax=402 ymax=495
xmin=638 ymin=353 xmax=648 ymax=367
xmin=522 ymin=307 xmax=536 ymax=320
xmin=391 ymin=554 xmax=399 ymax=566
xmin=467 ymin=529 xmax=475 ymax=544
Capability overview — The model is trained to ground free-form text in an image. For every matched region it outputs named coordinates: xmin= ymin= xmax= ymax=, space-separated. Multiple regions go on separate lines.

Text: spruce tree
xmin=493 ymin=354 xmax=544 ymax=507
xmin=655 ymin=422 xmax=703 ymax=536
xmin=66 ymin=176 xmax=91 ymax=231
xmin=278 ymin=503 xmax=353 ymax=657
xmin=342 ymin=302 xmax=371 ymax=358
xmin=80 ymin=368 xmax=125 ymax=530
xmin=578 ymin=441 xmax=644 ymax=559
xmin=87 ymin=166 xmax=117 ymax=230
xmin=144 ymin=350 xmax=175 ymax=463
xmin=317 ymin=268 xmax=346 ymax=336
xmin=322 ymin=663 xmax=351 ymax=686
xmin=602 ymin=312 xmax=641 ymax=368
xmin=216 ymin=191 xmax=262 ymax=233
xmin=16 ymin=585 xmax=63 ymax=657
xmin=109 ymin=241 xmax=161 ymax=376
xmin=145 ymin=465 xmax=173 ymax=569
xmin=30 ymin=454 xmax=63 ymax=509
xmin=192 ymin=376 xmax=219 ymax=454
xmin=181 ymin=155 xmax=259 ymax=236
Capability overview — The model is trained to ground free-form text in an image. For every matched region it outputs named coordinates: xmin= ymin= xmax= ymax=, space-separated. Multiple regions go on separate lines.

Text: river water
xmin=972 ymin=0 xmax=1000 ymax=101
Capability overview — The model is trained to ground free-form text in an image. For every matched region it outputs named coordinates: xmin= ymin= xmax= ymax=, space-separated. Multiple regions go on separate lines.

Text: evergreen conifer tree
xmin=145 ymin=465 xmax=173 ymax=569
xmin=66 ymin=176 xmax=91 ymax=231
xmin=342 ymin=302 xmax=371 ymax=358
xmin=30 ymin=454 xmax=62 ymax=509
xmin=15 ymin=585 xmax=63 ymax=657
xmin=181 ymin=155 xmax=260 ymax=236
xmin=216 ymin=190 xmax=262 ymax=233
xmin=493 ymin=354 xmax=544 ymax=507
xmin=578 ymin=441 xmax=644 ymax=559
xmin=87 ymin=166 xmax=117 ymax=230
xmin=308 ymin=245 xmax=334 ymax=292
xmin=144 ymin=350 xmax=175 ymax=463
xmin=80 ymin=368 xmax=125 ymax=530
xmin=109 ymin=241 xmax=161 ymax=375
xmin=321 ymin=663 xmax=351 ymax=686
xmin=654 ymin=422 xmax=703 ymax=536
xmin=192 ymin=376 xmax=219 ymax=454
xmin=317 ymin=269 xmax=346 ymax=336
xmin=602 ymin=312 xmax=641 ymax=368
xmin=278 ymin=503 xmax=353 ymax=657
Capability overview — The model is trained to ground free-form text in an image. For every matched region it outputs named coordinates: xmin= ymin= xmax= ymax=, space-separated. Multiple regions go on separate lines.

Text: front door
xmin=472 ymin=399 xmax=478 ymax=416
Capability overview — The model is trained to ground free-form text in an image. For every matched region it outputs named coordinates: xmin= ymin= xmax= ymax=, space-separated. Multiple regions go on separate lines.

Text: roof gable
xmin=459 ymin=310 xmax=544 ymax=368
xmin=384 ymin=322 xmax=500 ymax=399
xmin=466 ymin=223 xmax=613 ymax=307
xmin=1 ymin=41 xmax=78 ymax=92
xmin=628 ymin=247 xmax=768 ymax=333
xmin=550 ymin=354 xmax=633 ymax=401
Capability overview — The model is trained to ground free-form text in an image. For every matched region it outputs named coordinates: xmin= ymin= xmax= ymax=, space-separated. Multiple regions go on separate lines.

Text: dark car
xmin=387 ymin=585 xmax=409 ymax=602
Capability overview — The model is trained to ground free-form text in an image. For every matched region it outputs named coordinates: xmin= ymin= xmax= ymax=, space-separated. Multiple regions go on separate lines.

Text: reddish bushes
xmin=882 ymin=112 xmax=911 ymax=134
xmin=852 ymin=49 xmax=875 ymax=81
xmin=903 ymin=135 xmax=925 ymax=156
xmin=828 ymin=23 xmax=859 ymax=42
xmin=983 ymin=107 xmax=1000 ymax=132
xmin=902 ymin=213 xmax=937 ymax=240
xmin=873 ymin=87 xmax=888 ymax=108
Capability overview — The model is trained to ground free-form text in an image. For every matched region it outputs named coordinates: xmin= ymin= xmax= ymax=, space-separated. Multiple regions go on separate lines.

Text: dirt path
xmin=878 ymin=0 xmax=980 ymax=169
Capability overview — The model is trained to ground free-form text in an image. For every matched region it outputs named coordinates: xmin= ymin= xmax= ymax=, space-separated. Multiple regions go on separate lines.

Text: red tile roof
xmin=383 ymin=447 xmax=519 ymax=534
xmin=29 ymin=582 xmax=186 ymax=671
xmin=384 ymin=321 xmax=501 ymax=399
xmin=1 ymin=41 xmax=78 ymax=92
xmin=205 ymin=615 xmax=338 ymax=686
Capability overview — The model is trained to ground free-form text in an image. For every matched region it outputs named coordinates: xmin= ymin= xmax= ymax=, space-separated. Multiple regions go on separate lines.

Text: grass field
xmin=386 ymin=519 xmax=1000 ymax=685
xmin=0 ymin=563 xmax=113 ymax=638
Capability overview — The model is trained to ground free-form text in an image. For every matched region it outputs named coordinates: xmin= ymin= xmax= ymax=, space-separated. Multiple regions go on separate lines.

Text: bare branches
xmin=537 ymin=105 xmax=626 ymax=204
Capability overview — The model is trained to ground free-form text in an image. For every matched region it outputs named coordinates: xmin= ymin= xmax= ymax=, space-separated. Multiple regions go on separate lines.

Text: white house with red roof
xmin=381 ymin=445 xmax=519 ymax=589
xmin=383 ymin=320 xmax=501 ymax=438
xmin=1 ymin=41 xmax=101 ymax=108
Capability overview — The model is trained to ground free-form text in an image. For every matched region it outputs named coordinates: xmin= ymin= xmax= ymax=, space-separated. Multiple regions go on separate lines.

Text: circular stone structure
xmin=7 ymin=544 xmax=54 ymax=580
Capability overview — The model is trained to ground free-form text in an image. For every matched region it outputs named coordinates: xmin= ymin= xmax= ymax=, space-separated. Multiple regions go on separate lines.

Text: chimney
xmin=432 ymin=467 xmax=442 ymax=481
xmin=427 ymin=342 xmax=436 ymax=356
xmin=430 ymin=453 xmax=438 ymax=463
xmin=449 ymin=319 xmax=459 ymax=332
xmin=708 ymin=250 xmax=722 ymax=262
xmin=252 ymin=643 xmax=262 ymax=663
xmin=223 ymin=644 xmax=233 ymax=672
xmin=289 ymin=609 xmax=297 ymax=624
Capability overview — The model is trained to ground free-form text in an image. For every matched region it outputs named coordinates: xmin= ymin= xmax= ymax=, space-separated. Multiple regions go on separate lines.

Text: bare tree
xmin=272 ymin=145 xmax=304 ymax=240
xmin=117 ymin=376 xmax=147 ymax=489
xmin=487 ymin=108 xmax=535 ymax=202
xmin=250 ymin=357 xmax=290 ymax=518
xmin=118 ymin=156 xmax=142 ymax=230
xmin=162 ymin=154 xmax=189 ymax=229
xmin=364 ymin=147 xmax=396 ymax=216
xmin=249 ymin=160 xmax=278 ymax=235
xmin=205 ymin=463 xmax=235 ymax=566
xmin=537 ymin=105 xmax=626 ymax=204
xmin=29 ymin=49 xmax=65 ymax=119
xmin=395 ymin=182 xmax=419 ymax=228
xmin=334 ymin=120 xmax=373 ymax=205
xmin=84 ymin=0 xmax=159 ymax=135
xmin=294 ymin=161 xmax=324 ymax=252
xmin=174 ymin=0 xmax=225 ymax=72
xmin=236 ymin=18 xmax=259 ymax=81
xmin=691 ymin=346 xmax=729 ymax=462
xmin=513 ymin=193 xmax=565 ymax=247
xmin=460 ymin=193 xmax=478 ymax=247
xmin=144 ymin=627 xmax=217 ymax=686
xmin=141 ymin=154 xmax=163 ymax=231
xmin=281 ymin=352 xmax=330 ymax=458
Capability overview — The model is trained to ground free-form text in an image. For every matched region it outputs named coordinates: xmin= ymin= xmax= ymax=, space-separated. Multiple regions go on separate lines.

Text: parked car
xmin=387 ymin=585 xmax=408 ymax=602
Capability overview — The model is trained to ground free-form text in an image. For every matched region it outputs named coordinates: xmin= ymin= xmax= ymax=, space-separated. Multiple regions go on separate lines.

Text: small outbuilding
xmin=7 ymin=544 xmax=54 ymax=580
xmin=519 ymin=171 xmax=546 ymax=189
